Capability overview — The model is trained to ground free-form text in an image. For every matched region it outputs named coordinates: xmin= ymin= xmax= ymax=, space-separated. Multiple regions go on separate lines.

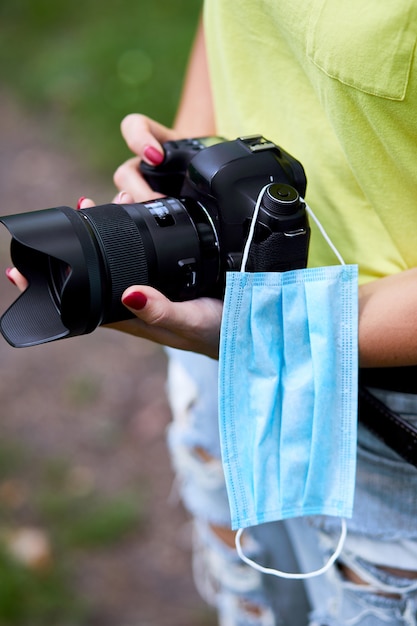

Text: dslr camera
xmin=0 ymin=135 xmax=309 ymax=347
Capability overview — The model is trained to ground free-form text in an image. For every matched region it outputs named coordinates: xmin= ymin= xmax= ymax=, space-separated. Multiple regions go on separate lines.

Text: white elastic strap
xmin=235 ymin=519 xmax=347 ymax=580
xmin=240 ymin=183 xmax=346 ymax=271
xmin=240 ymin=183 xmax=270 ymax=272
xmin=304 ymin=201 xmax=345 ymax=266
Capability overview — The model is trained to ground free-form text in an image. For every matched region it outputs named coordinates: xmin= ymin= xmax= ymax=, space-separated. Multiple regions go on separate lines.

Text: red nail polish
xmin=77 ymin=196 xmax=86 ymax=210
xmin=144 ymin=146 xmax=164 ymax=166
xmin=5 ymin=268 xmax=16 ymax=286
xmin=122 ymin=292 xmax=148 ymax=310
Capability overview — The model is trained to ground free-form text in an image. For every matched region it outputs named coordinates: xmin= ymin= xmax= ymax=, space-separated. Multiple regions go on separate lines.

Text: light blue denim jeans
xmin=165 ymin=348 xmax=417 ymax=626
xmin=165 ymin=348 xmax=309 ymax=626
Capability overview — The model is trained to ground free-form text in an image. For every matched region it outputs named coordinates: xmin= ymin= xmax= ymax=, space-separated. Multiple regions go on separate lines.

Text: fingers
xmin=5 ymin=267 xmax=28 ymax=291
xmin=113 ymin=157 xmax=161 ymax=201
xmin=78 ymin=191 xmax=136 ymax=210
xmin=120 ymin=113 xmax=179 ymax=164
xmin=73 ymin=116 xmax=219 ymax=359
xmin=77 ymin=197 xmax=96 ymax=209
xmin=80 ymin=112 xmax=179 ymax=205
xmin=111 ymin=190 xmax=135 ymax=204
xmin=109 ymin=285 xmax=223 ymax=359
xmin=114 ymin=114 xmax=182 ymax=202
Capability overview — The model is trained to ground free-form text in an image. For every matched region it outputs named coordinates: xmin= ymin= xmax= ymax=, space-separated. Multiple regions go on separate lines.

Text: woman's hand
xmin=108 ymin=113 xmax=223 ymax=357
xmin=113 ymin=114 xmax=180 ymax=201
xmin=115 ymin=286 xmax=222 ymax=359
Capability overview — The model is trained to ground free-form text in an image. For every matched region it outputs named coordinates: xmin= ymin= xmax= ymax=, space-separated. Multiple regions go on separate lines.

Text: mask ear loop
xmin=304 ymin=202 xmax=346 ymax=266
xmin=240 ymin=183 xmax=270 ymax=272
xmin=236 ymin=519 xmax=347 ymax=580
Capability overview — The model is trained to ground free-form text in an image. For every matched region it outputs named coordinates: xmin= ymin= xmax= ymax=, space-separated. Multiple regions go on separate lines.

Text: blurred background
xmin=0 ymin=2 xmax=216 ymax=625
xmin=1 ymin=0 xmax=202 ymax=175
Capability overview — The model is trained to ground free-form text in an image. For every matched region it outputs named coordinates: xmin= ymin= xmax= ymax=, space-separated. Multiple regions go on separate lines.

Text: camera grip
xmin=246 ymin=184 xmax=310 ymax=273
xmin=248 ymin=232 xmax=309 ymax=272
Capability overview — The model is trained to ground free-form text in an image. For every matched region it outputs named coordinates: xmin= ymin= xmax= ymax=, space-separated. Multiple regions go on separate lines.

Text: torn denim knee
xmin=165 ymin=349 xmax=221 ymax=458
xmin=167 ymin=429 xmax=232 ymax=526
xmin=311 ymin=536 xmax=417 ymax=626
xmin=193 ymin=520 xmax=278 ymax=626
xmin=165 ymin=350 xmax=231 ymax=525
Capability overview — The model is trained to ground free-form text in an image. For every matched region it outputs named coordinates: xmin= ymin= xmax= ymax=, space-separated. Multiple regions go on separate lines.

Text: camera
xmin=0 ymin=135 xmax=309 ymax=348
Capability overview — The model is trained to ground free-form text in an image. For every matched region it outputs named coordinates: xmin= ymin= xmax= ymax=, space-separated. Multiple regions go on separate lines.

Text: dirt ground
xmin=0 ymin=91 xmax=217 ymax=626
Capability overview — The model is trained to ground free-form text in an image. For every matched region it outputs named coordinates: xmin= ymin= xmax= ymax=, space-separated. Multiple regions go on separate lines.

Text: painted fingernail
xmin=122 ymin=291 xmax=148 ymax=310
xmin=77 ymin=196 xmax=86 ymax=209
xmin=144 ymin=145 xmax=164 ymax=166
xmin=5 ymin=268 xmax=16 ymax=285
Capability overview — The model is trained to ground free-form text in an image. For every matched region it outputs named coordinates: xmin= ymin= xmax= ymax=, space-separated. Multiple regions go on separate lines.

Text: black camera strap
xmin=359 ymin=366 xmax=417 ymax=395
xmin=358 ymin=385 xmax=417 ymax=469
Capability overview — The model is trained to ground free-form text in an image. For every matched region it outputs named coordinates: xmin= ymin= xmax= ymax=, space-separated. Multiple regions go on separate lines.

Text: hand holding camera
xmin=1 ymin=132 xmax=308 ymax=349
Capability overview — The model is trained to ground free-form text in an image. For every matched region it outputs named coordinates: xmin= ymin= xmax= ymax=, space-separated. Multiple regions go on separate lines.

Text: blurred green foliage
xmin=0 ymin=547 xmax=87 ymax=626
xmin=0 ymin=0 xmax=202 ymax=174
xmin=0 ymin=441 xmax=146 ymax=624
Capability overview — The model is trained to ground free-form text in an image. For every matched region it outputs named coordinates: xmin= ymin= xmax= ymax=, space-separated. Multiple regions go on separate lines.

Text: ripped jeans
xmin=165 ymin=348 xmax=417 ymax=626
xmin=289 ymin=387 xmax=417 ymax=626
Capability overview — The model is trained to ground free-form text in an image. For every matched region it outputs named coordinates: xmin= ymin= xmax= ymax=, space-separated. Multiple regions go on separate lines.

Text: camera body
xmin=0 ymin=135 xmax=309 ymax=347
xmin=139 ymin=135 xmax=308 ymax=280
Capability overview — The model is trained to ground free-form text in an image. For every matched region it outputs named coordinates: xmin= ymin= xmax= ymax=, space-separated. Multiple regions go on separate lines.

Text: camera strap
xmin=358 ymin=385 xmax=417 ymax=469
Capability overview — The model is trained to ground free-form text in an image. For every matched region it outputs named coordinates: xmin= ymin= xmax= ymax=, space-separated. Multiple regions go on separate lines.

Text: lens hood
xmin=0 ymin=207 xmax=105 ymax=347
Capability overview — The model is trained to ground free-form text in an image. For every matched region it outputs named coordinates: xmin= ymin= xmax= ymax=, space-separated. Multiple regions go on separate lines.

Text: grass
xmin=0 ymin=0 xmax=202 ymax=175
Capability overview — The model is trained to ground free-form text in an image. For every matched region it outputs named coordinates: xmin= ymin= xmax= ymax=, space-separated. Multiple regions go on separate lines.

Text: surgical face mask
xmin=218 ymin=194 xmax=358 ymax=579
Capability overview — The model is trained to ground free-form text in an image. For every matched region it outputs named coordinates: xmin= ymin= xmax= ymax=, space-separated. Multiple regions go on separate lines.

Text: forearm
xmin=173 ymin=15 xmax=216 ymax=137
xmin=359 ymin=267 xmax=417 ymax=367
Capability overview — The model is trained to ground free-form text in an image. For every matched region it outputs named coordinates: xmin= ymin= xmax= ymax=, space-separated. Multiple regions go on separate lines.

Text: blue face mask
xmin=218 ymin=200 xmax=358 ymax=578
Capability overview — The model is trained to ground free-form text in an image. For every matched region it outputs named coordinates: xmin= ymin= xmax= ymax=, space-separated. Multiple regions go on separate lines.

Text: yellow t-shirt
xmin=204 ymin=0 xmax=417 ymax=283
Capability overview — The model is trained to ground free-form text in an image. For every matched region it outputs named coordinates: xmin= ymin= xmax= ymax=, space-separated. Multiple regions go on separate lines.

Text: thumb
xmin=121 ymin=285 xmax=175 ymax=327
xmin=119 ymin=285 xmax=222 ymax=358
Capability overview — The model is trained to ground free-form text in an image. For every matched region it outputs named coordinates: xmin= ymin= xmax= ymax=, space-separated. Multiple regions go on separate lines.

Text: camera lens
xmin=0 ymin=198 xmax=219 ymax=347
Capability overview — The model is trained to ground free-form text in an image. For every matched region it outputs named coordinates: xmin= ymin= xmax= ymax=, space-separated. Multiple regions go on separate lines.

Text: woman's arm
xmin=359 ymin=267 xmax=417 ymax=367
xmin=173 ymin=15 xmax=216 ymax=136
